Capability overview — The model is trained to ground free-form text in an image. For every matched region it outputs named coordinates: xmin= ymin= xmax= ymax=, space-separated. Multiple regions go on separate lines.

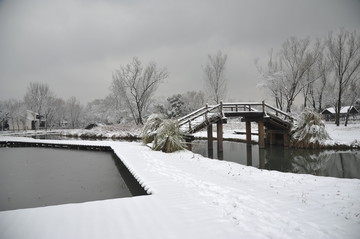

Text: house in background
xmin=8 ymin=110 xmax=45 ymax=131
xmin=321 ymin=106 xmax=359 ymax=121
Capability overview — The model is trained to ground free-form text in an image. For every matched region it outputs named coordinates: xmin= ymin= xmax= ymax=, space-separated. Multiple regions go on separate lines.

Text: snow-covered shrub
xmin=142 ymin=114 xmax=185 ymax=153
xmin=153 ymin=119 xmax=185 ymax=153
xmin=142 ymin=114 xmax=165 ymax=144
xmin=291 ymin=109 xmax=331 ymax=148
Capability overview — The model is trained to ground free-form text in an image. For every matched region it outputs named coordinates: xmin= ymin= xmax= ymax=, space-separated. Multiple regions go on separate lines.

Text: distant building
xmin=8 ymin=110 xmax=45 ymax=131
xmin=321 ymin=106 xmax=359 ymax=121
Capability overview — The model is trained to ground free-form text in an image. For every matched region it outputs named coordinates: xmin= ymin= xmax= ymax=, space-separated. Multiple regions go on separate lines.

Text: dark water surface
xmin=190 ymin=140 xmax=360 ymax=179
xmin=0 ymin=148 xmax=132 ymax=211
xmin=25 ymin=134 xmax=360 ymax=179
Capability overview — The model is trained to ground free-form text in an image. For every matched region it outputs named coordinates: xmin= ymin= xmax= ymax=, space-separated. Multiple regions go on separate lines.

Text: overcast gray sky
xmin=1 ymin=0 xmax=359 ymax=104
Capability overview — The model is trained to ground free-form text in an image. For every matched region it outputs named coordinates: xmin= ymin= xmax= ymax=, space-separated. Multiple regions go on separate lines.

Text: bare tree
xmin=279 ymin=37 xmax=322 ymax=112
xmin=43 ymin=97 xmax=65 ymax=129
xmin=8 ymin=99 xmax=26 ymax=131
xmin=112 ymin=57 xmax=168 ymax=125
xmin=182 ymin=91 xmax=206 ymax=112
xmin=326 ymin=29 xmax=360 ymax=126
xmin=66 ymin=97 xmax=83 ymax=128
xmin=257 ymin=38 xmax=322 ymax=113
xmin=203 ymin=51 xmax=228 ymax=104
xmin=24 ymin=82 xmax=54 ymax=129
xmin=256 ymin=50 xmax=286 ymax=110
xmin=307 ymin=51 xmax=331 ymax=113
xmin=344 ymin=80 xmax=360 ymax=126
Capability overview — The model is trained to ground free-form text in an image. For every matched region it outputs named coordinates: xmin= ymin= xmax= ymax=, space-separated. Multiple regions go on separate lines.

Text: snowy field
xmin=0 ymin=135 xmax=359 ymax=239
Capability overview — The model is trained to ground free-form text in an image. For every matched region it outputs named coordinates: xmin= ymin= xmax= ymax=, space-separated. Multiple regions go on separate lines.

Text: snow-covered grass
xmin=60 ymin=123 xmax=143 ymax=139
xmin=325 ymin=123 xmax=360 ymax=148
xmin=0 ymin=136 xmax=359 ymax=238
xmin=0 ymin=124 xmax=143 ymax=140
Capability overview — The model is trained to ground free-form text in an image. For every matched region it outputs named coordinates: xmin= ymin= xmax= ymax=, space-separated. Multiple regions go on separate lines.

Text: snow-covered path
xmin=0 ymin=137 xmax=359 ymax=238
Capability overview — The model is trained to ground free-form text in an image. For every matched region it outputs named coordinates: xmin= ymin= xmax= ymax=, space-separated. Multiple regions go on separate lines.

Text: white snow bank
xmin=60 ymin=124 xmax=142 ymax=139
xmin=0 ymin=136 xmax=359 ymax=238
xmin=325 ymin=123 xmax=360 ymax=147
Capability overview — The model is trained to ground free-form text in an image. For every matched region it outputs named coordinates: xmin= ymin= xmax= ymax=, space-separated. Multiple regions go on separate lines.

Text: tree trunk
xmin=335 ymin=81 xmax=342 ymax=126
xmin=286 ymin=101 xmax=292 ymax=113
xmin=344 ymin=108 xmax=351 ymax=126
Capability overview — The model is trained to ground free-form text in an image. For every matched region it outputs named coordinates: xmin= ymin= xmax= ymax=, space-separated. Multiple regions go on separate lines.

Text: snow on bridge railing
xmin=178 ymin=104 xmax=221 ymax=127
xmin=177 ymin=101 xmax=293 ymax=133
xmin=221 ymin=101 xmax=293 ymax=122
xmin=262 ymin=103 xmax=294 ymax=122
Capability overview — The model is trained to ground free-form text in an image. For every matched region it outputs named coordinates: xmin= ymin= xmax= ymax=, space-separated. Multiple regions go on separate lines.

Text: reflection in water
xmin=292 ymin=151 xmax=360 ymax=178
xmin=190 ymin=140 xmax=360 ymax=179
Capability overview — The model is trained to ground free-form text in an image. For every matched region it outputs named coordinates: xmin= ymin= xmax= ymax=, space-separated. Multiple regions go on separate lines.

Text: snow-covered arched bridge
xmin=178 ymin=101 xmax=294 ymax=149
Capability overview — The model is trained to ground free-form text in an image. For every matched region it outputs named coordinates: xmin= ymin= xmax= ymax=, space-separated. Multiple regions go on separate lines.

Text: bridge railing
xmin=262 ymin=102 xmax=294 ymax=122
xmin=221 ymin=102 xmax=263 ymax=112
xmin=220 ymin=101 xmax=294 ymax=122
xmin=177 ymin=101 xmax=293 ymax=133
xmin=178 ymin=103 xmax=222 ymax=132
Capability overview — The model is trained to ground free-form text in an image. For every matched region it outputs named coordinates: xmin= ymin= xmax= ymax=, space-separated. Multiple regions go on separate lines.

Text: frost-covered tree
xmin=344 ymin=80 xmax=360 ymax=126
xmin=83 ymin=95 xmax=126 ymax=125
xmin=256 ymin=50 xmax=286 ymax=110
xmin=112 ymin=57 xmax=168 ymax=125
xmin=326 ymin=29 xmax=360 ymax=126
xmin=182 ymin=91 xmax=206 ymax=112
xmin=165 ymin=94 xmax=185 ymax=118
xmin=0 ymin=100 xmax=10 ymax=130
xmin=5 ymin=99 xmax=26 ymax=131
xmin=306 ymin=51 xmax=331 ymax=113
xmin=257 ymin=37 xmax=322 ymax=112
xmin=66 ymin=97 xmax=83 ymax=128
xmin=153 ymin=91 xmax=206 ymax=119
xmin=24 ymin=82 xmax=54 ymax=128
xmin=204 ymin=51 xmax=227 ymax=104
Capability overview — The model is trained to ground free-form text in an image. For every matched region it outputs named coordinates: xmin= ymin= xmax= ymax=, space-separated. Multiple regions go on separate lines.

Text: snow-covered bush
xmin=291 ymin=109 xmax=331 ymax=148
xmin=142 ymin=114 xmax=185 ymax=153
xmin=142 ymin=114 xmax=165 ymax=144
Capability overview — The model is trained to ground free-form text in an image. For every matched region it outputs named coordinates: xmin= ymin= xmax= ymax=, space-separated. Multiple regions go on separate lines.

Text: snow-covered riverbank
xmin=1 ymin=121 xmax=359 ymax=148
xmin=0 ymin=136 xmax=359 ymax=238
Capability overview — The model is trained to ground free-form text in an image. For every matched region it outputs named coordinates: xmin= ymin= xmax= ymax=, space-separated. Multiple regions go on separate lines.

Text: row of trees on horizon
xmin=256 ymin=28 xmax=360 ymax=126
xmin=0 ymin=49 xmax=228 ymax=130
xmin=0 ymin=80 xmax=209 ymax=131
xmin=1 ymin=28 xmax=359 ymax=130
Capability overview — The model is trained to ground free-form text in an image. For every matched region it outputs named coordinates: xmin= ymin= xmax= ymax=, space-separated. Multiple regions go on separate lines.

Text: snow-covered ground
xmin=0 ymin=124 xmax=142 ymax=140
xmin=0 ymin=136 xmax=359 ymax=239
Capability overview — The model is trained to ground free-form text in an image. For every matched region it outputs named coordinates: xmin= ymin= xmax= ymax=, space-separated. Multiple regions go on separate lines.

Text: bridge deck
xmin=178 ymin=101 xmax=294 ymax=148
xmin=224 ymin=111 xmax=264 ymax=119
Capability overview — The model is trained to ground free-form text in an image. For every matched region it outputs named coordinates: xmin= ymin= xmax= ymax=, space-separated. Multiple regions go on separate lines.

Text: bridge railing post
xmin=205 ymin=104 xmax=208 ymax=121
xmin=219 ymin=101 xmax=223 ymax=117
xmin=262 ymin=100 xmax=265 ymax=113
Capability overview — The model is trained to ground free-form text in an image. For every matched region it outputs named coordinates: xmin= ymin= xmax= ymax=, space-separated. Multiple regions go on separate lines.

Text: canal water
xmin=26 ymin=134 xmax=360 ymax=179
xmin=190 ymin=140 xmax=360 ymax=179
xmin=0 ymin=147 xmax=133 ymax=211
